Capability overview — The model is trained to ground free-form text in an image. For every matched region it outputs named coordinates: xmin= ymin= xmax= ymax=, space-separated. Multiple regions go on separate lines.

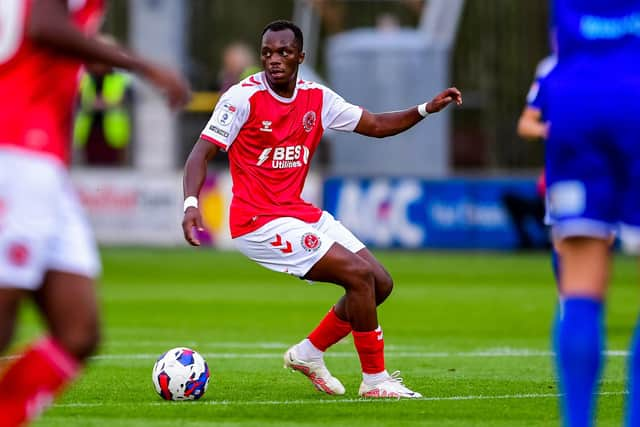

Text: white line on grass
xmin=0 ymin=349 xmax=631 ymax=362
xmin=90 ymin=349 xmax=632 ymax=360
xmin=53 ymin=391 xmax=627 ymax=408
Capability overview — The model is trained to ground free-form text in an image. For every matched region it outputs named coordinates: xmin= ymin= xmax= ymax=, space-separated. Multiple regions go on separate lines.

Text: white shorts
xmin=0 ymin=150 xmax=101 ymax=290
xmin=233 ymin=211 xmax=365 ymax=277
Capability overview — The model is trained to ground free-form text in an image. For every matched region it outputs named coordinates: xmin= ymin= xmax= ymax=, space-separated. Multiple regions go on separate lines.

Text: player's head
xmin=260 ymin=20 xmax=305 ymax=88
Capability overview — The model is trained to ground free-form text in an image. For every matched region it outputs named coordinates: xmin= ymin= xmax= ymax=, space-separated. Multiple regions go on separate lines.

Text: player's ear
xmin=298 ymin=51 xmax=305 ymax=64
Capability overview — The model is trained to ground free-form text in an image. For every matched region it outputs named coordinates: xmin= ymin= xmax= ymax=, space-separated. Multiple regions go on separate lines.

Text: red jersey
xmin=200 ymin=72 xmax=363 ymax=238
xmin=0 ymin=0 xmax=104 ymax=165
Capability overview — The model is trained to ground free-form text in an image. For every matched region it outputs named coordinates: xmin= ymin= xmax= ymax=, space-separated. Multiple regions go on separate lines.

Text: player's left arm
xmin=354 ymin=87 xmax=462 ymax=138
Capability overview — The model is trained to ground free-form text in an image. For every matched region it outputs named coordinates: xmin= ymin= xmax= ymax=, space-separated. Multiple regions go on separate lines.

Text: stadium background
xmin=78 ymin=0 xmax=553 ymax=250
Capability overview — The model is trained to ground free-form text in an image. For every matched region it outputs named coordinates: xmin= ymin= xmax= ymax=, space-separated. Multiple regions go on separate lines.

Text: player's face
xmin=261 ymin=29 xmax=304 ymax=89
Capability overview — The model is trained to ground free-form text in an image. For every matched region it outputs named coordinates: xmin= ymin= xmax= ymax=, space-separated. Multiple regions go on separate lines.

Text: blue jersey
xmin=552 ymin=0 xmax=640 ymax=77
xmin=545 ymin=0 xmax=640 ymax=240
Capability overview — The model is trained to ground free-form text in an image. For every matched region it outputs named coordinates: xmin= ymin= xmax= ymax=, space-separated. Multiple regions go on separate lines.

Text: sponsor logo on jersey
xmin=256 ymin=145 xmax=310 ymax=169
xmin=208 ymin=125 xmax=229 ymax=138
xmin=214 ymin=103 xmax=236 ymax=127
xmin=301 ymin=232 xmax=321 ymax=252
xmin=256 ymin=148 xmax=272 ymax=166
xmin=260 ymin=121 xmax=273 ymax=132
xmin=302 ymin=111 xmax=316 ymax=133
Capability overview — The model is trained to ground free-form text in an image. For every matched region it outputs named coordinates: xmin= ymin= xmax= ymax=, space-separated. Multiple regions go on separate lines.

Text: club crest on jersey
xmin=301 ymin=233 xmax=321 ymax=252
xmin=302 ymin=111 xmax=316 ymax=133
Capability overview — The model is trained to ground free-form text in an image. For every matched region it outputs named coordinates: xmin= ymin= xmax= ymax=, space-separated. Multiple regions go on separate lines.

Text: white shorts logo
xmin=549 ymin=180 xmax=586 ymax=217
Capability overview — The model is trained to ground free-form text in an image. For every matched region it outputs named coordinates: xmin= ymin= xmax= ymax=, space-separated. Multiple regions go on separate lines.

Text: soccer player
xmin=0 ymin=1 xmax=189 ymax=425
xmin=544 ymin=1 xmax=640 ymax=425
xmin=516 ymin=54 xmax=560 ymax=281
xmin=182 ymin=20 xmax=462 ymax=398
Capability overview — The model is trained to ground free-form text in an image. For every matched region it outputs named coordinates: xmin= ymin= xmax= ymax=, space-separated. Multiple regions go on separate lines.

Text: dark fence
xmin=103 ymin=0 xmax=551 ymax=171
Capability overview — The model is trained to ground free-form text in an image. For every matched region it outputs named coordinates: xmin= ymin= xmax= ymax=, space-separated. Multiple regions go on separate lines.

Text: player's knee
xmin=346 ymin=260 xmax=376 ymax=297
xmin=54 ymin=318 xmax=101 ymax=361
xmin=375 ymin=272 xmax=394 ymax=305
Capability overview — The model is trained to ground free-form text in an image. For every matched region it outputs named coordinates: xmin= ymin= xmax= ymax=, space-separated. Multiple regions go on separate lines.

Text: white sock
xmin=295 ymin=338 xmax=323 ymax=361
xmin=363 ymin=370 xmax=389 ymax=385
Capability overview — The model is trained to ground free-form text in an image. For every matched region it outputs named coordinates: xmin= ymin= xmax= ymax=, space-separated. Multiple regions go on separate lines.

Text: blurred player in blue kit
xmin=543 ymin=1 xmax=640 ymax=425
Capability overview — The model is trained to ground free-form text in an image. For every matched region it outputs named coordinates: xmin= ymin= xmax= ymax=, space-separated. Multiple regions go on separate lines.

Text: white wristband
xmin=417 ymin=102 xmax=430 ymax=117
xmin=183 ymin=196 xmax=198 ymax=212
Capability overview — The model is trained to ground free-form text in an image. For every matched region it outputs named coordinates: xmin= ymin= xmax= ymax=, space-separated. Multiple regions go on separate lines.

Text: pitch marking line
xmin=54 ymin=391 xmax=626 ymax=408
xmin=91 ymin=349 xmax=631 ymax=360
xmin=0 ymin=349 xmax=631 ymax=362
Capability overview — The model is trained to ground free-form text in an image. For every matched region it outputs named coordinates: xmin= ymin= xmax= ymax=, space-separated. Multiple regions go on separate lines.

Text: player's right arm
xmin=182 ymin=139 xmax=219 ymax=246
xmin=181 ymin=86 xmax=251 ymax=246
xmin=28 ymin=0 xmax=189 ymax=109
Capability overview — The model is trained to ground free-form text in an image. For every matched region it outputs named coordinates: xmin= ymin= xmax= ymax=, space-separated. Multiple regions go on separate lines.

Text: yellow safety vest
xmin=74 ymin=72 xmax=131 ymax=149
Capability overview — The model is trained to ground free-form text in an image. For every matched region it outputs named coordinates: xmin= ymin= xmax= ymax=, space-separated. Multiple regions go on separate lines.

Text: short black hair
xmin=261 ymin=20 xmax=304 ymax=51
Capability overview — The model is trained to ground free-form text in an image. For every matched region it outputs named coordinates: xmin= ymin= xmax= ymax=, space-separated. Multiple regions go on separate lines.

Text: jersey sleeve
xmin=525 ymin=78 xmax=543 ymax=109
xmin=320 ymin=86 xmax=363 ymax=132
xmin=200 ymin=87 xmax=250 ymax=151
xmin=526 ymin=55 xmax=556 ymax=109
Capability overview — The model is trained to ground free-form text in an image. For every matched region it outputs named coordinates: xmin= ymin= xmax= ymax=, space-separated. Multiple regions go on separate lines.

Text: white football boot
xmin=358 ymin=371 xmax=423 ymax=399
xmin=283 ymin=345 xmax=346 ymax=395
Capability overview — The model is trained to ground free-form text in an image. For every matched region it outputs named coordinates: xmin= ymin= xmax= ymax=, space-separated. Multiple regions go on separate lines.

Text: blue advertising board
xmin=323 ymin=177 xmax=547 ymax=249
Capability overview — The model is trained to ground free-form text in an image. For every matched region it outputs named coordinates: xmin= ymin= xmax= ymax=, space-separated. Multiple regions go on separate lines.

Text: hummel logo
xmin=260 ymin=120 xmax=272 ymax=132
xmin=270 ymin=233 xmax=293 ymax=253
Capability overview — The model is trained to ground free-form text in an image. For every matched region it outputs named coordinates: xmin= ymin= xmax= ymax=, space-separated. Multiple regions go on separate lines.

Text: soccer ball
xmin=152 ymin=347 xmax=210 ymax=400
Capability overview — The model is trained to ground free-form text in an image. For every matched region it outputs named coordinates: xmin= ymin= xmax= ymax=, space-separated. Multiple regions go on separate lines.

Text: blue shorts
xmin=544 ymin=77 xmax=640 ymax=246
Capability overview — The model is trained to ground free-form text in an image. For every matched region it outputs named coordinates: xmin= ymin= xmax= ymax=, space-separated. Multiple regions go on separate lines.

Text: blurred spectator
xmin=218 ymin=42 xmax=259 ymax=92
xmin=73 ymin=37 xmax=133 ymax=166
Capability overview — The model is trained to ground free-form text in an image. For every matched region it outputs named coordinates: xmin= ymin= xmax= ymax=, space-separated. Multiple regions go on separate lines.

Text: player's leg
xmin=294 ymin=214 xmax=393 ymax=370
xmin=0 ymin=289 xmax=24 ymax=354
xmin=545 ymin=80 xmax=623 ymax=426
xmin=0 ymin=273 xmax=99 ymax=427
xmin=554 ymin=237 xmax=609 ymax=427
xmin=332 ymin=248 xmax=394 ymax=320
xmin=306 ymin=245 xmax=420 ymax=398
xmin=34 ymin=271 xmax=101 ymax=360
xmin=628 ymin=307 xmax=640 ymax=427
xmin=0 ymin=157 xmax=101 ymax=426
xmin=304 ymin=212 xmax=393 ymax=344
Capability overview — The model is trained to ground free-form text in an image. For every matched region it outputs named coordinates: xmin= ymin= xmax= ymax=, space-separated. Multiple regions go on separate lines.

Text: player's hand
xmin=182 ymin=207 xmax=205 ymax=246
xmin=425 ymin=87 xmax=463 ymax=113
xmin=144 ymin=64 xmax=191 ymax=110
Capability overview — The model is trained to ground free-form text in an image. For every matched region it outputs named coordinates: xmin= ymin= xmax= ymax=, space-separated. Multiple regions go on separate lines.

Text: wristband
xmin=417 ymin=102 xmax=430 ymax=117
xmin=183 ymin=196 xmax=198 ymax=212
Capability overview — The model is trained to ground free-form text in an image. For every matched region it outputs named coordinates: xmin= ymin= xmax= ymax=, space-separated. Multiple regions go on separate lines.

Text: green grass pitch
xmin=8 ymin=248 xmax=637 ymax=426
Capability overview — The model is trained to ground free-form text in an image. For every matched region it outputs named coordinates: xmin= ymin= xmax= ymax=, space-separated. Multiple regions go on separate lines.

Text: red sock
xmin=352 ymin=326 xmax=385 ymax=374
xmin=0 ymin=337 xmax=80 ymax=427
xmin=307 ymin=307 xmax=352 ymax=351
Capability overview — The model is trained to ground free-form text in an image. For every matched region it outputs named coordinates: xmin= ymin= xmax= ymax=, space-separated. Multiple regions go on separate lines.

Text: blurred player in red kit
xmin=182 ymin=20 xmax=461 ymax=398
xmin=0 ymin=1 xmax=189 ymax=425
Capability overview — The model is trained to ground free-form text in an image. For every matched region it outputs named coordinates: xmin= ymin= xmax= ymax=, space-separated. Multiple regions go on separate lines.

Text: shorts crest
xmin=301 ymin=232 xmax=321 ymax=252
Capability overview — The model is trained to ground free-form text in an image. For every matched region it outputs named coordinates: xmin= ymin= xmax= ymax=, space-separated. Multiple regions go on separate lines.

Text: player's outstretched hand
xmin=182 ymin=207 xmax=205 ymax=246
xmin=143 ymin=64 xmax=191 ymax=110
xmin=425 ymin=87 xmax=463 ymax=114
